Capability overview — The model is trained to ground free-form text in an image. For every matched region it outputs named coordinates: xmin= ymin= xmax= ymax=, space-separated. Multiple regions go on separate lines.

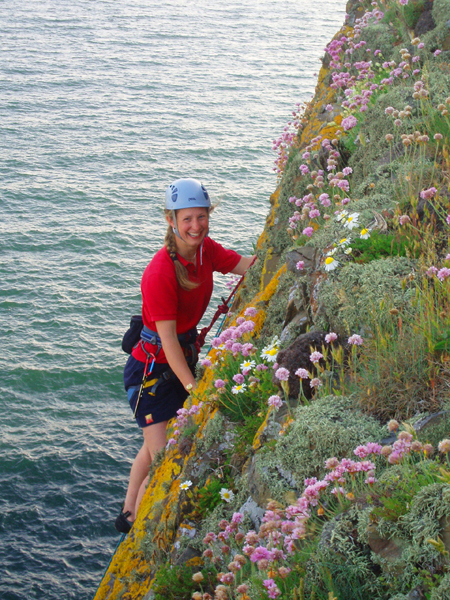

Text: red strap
xmin=195 ymin=256 xmax=256 ymax=351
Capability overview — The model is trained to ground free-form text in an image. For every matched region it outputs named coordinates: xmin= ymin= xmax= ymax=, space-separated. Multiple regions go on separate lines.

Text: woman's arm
xmin=155 ymin=320 xmax=197 ymax=391
xmin=231 ymin=255 xmax=256 ymax=275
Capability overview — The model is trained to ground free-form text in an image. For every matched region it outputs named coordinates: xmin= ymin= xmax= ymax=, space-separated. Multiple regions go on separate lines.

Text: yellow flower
xmin=324 ymin=256 xmax=339 ymax=271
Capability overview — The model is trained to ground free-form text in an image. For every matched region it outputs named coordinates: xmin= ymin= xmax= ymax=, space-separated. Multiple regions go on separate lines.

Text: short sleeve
xmin=207 ymin=238 xmax=241 ymax=274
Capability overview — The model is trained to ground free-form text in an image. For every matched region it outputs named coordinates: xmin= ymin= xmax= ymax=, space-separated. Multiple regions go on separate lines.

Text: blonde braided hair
xmin=164 ymin=210 xmax=199 ymax=291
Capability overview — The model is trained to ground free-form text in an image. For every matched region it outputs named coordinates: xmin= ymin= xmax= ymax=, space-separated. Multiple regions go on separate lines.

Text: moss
xmin=306 ymin=506 xmax=384 ymax=600
xmin=259 ymin=269 xmax=297 ymax=346
xmin=432 ymin=0 xmax=450 ymax=24
xmin=430 ymin=572 xmax=450 ymax=600
xmin=195 ymin=411 xmax=227 ymax=454
xmin=315 ymin=256 xmax=415 ymax=334
xmin=253 ymin=395 xmax=384 ymax=500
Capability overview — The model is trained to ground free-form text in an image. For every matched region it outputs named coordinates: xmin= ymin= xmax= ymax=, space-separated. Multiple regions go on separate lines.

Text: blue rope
xmin=92 ymin=533 xmax=126 ymax=599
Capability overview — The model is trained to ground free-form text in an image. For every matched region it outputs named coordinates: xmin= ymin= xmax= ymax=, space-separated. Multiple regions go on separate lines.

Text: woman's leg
xmin=122 ymin=442 xmax=152 ymax=521
xmin=133 ymin=421 xmax=168 ymax=516
xmin=122 ymin=420 xmax=169 ymax=521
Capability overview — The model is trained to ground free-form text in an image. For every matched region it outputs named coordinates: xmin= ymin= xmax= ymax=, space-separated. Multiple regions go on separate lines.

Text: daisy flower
xmin=344 ymin=213 xmax=360 ymax=230
xmin=231 ymin=384 xmax=247 ymax=394
xmin=360 ymin=228 xmax=371 ymax=239
xmin=324 ymin=256 xmax=339 ymax=271
xmin=240 ymin=359 xmax=256 ymax=372
xmin=338 ymin=237 xmax=351 ymax=247
xmin=180 ymin=480 xmax=193 ymax=490
xmin=220 ymin=488 xmax=235 ymax=503
xmin=336 ymin=210 xmax=349 ymax=222
xmin=261 ymin=337 xmax=280 ymax=363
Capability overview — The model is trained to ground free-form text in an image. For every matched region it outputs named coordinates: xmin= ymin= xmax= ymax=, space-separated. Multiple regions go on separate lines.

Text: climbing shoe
xmin=115 ymin=509 xmax=133 ymax=534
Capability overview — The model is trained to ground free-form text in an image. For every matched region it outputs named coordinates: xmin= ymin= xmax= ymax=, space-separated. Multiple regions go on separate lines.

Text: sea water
xmin=0 ymin=1 xmax=345 ymax=598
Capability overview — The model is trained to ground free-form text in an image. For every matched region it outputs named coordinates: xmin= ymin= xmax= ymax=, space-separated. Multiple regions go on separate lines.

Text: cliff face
xmin=95 ymin=1 xmax=450 ymax=598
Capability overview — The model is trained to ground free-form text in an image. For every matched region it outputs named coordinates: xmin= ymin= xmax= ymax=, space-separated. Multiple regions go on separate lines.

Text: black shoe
xmin=115 ymin=509 xmax=133 ymax=534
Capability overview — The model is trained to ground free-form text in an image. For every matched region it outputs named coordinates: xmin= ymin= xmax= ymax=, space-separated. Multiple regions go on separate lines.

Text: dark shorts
xmin=124 ymin=355 xmax=195 ymax=428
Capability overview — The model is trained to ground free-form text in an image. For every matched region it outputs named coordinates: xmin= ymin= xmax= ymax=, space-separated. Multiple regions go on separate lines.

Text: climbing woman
xmin=115 ymin=178 xmax=254 ymax=533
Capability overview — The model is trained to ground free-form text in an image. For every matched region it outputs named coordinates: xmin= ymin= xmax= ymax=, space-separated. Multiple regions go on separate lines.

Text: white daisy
xmin=240 ymin=359 xmax=256 ymax=372
xmin=261 ymin=337 xmax=280 ymax=363
xmin=180 ymin=480 xmax=193 ymax=490
xmin=324 ymin=256 xmax=340 ymax=271
xmin=338 ymin=237 xmax=351 ymax=247
xmin=336 ymin=210 xmax=349 ymax=222
xmin=231 ymin=383 xmax=247 ymax=394
xmin=220 ymin=488 xmax=235 ymax=503
xmin=344 ymin=212 xmax=360 ymax=230
xmin=344 ymin=247 xmax=353 ymax=255
xmin=360 ymin=228 xmax=371 ymax=239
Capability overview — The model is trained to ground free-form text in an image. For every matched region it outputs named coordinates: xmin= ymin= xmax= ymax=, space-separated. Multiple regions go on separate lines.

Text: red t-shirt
xmin=132 ymin=237 xmax=241 ymax=363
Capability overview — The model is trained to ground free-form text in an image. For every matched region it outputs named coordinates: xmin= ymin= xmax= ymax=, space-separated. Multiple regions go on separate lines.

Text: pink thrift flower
xmin=309 ymin=351 xmax=323 ymax=363
xmin=420 ymin=186 xmax=437 ymax=200
xmin=167 ymin=438 xmax=177 ymax=445
xmin=244 ymin=307 xmax=258 ymax=317
xmin=348 ymin=334 xmax=363 ymax=345
xmin=437 ymin=267 xmax=450 ymax=281
xmin=427 ymin=266 xmax=438 ymax=277
xmin=342 ymin=115 xmax=358 ymax=130
xmin=309 ymin=208 xmax=320 ymax=219
xmin=275 ymin=367 xmax=290 ymax=381
xmin=200 ymin=358 xmax=212 ymax=368
xmin=214 ymin=379 xmax=225 ymax=389
xmin=268 ymin=395 xmax=283 ymax=410
xmin=302 ymin=226 xmax=314 ymax=237
xmin=310 ymin=378 xmax=321 ymax=388
xmin=447 ymin=215 xmax=450 ymax=225
xmin=296 ymin=260 xmax=305 ymax=270
xmin=365 ymin=476 xmax=377 ymax=485
xmin=354 ymin=445 xmax=369 ymax=459
xmin=446 ymin=254 xmax=450 ymax=261
xmin=325 ymin=332 xmax=338 ymax=343
xmin=326 ymin=104 xmax=333 ymax=111
xmin=343 ymin=167 xmax=353 ymax=176
xmin=399 ymin=215 xmax=411 ymax=225
xmin=435 ymin=49 xmax=442 ymax=56
xmin=233 ymin=373 xmax=245 ymax=384
xmin=295 ymin=368 xmax=309 ymax=379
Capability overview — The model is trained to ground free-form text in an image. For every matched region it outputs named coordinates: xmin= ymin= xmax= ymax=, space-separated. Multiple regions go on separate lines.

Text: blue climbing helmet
xmin=165 ymin=178 xmax=211 ymax=242
xmin=165 ymin=178 xmax=211 ymax=211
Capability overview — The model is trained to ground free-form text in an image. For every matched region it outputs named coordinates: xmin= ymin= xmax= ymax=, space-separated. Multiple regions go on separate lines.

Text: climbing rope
xmin=195 ymin=255 xmax=256 ymax=352
xmin=91 ymin=533 xmax=126 ymax=600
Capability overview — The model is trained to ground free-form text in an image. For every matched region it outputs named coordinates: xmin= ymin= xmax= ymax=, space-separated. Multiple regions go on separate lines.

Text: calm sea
xmin=0 ymin=1 xmax=345 ymax=598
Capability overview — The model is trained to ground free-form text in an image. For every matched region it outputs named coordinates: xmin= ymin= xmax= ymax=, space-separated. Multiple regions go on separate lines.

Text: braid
xmin=164 ymin=222 xmax=198 ymax=291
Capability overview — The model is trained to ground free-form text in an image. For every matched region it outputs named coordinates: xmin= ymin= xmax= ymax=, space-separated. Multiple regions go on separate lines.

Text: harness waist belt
xmin=141 ymin=325 xmax=197 ymax=346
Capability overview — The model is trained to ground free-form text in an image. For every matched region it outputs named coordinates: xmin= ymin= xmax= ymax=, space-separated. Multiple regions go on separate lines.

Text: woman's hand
xmin=155 ymin=320 xmax=197 ymax=391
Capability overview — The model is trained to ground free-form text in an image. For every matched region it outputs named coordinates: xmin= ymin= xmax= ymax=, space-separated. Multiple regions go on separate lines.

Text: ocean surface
xmin=0 ymin=1 xmax=345 ymax=598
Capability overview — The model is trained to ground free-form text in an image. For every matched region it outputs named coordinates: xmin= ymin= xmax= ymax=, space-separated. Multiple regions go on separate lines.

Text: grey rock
xmin=238 ymin=495 xmax=266 ymax=530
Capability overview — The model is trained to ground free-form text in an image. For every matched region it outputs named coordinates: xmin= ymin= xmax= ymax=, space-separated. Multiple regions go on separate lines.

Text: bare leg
xmin=122 ymin=420 xmax=169 ymax=522
xmin=123 ymin=442 xmax=152 ymax=521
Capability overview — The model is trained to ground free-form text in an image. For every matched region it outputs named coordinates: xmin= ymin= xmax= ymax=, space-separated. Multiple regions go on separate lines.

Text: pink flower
xmin=342 ymin=115 xmax=358 ymax=130
xmin=319 ymin=193 xmax=331 ymax=207
xmin=309 ymin=209 xmax=320 ymax=219
xmin=268 ymin=395 xmax=283 ymax=410
xmin=354 ymin=445 xmax=369 ymax=459
xmin=343 ymin=167 xmax=353 ymax=176
xmin=275 ymin=367 xmax=290 ymax=381
xmin=427 ymin=266 xmax=438 ymax=277
xmin=309 ymin=351 xmax=323 ymax=363
xmin=233 ymin=373 xmax=245 ymax=384
xmin=447 ymin=215 xmax=450 ymax=225
xmin=244 ymin=307 xmax=258 ymax=317
xmin=214 ymin=379 xmax=225 ymax=389
xmin=325 ymin=332 xmax=338 ymax=343
xmin=310 ymin=378 xmax=322 ymax=388
xmin=446 ymin=254 xmax=450 ymax=261
xmin=435 ymin=49 xmax=442 ymax=56
xmin=201 ymin=358 xmax=212 ymax=367
xmin=326 ymin=104 xmax=333 ymax=112
xmin=167 ymin=438 xmax=177 ymax=445
xmin=296 ymin=260 xmax=305 ymax=270
xmin=231 ymin=512 xmax=243 ymax=524
xmin=437 ymin=267 xmax=450 ymax=281
xmin=295 ymin=368 xmax=309 ymax=379
xmin=249 ymin=546 xmax=273 ymax=563
xmin=418 ymin=42 xmax=424 ymax=49
xmin=399 ymin=0 xmax=408 ymax=5
xmin=420 ymin=186 xmax=437 ymax=200
xmin=399 ymin=215 xmax=411 ymax=225
xmin=365 ymin=476 xmax=377 ymax=485
xmin=348 ymin=334 xmax=363 ymax=345
xmin=302 ymin=226 xmax=314 ymax=237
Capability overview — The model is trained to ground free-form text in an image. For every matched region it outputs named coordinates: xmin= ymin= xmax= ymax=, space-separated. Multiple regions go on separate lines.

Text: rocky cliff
xmin=95 ymin=1 xmax=450 ymax=598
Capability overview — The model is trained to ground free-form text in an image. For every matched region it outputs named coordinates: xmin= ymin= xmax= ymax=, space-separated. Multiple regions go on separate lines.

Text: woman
xmin=115 ymin=178 xmax=254 ymax=533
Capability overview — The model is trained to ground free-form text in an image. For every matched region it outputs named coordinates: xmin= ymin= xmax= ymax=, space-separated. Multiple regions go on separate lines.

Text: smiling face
xmin=167 ymin=207 xmax=210 ymax=259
